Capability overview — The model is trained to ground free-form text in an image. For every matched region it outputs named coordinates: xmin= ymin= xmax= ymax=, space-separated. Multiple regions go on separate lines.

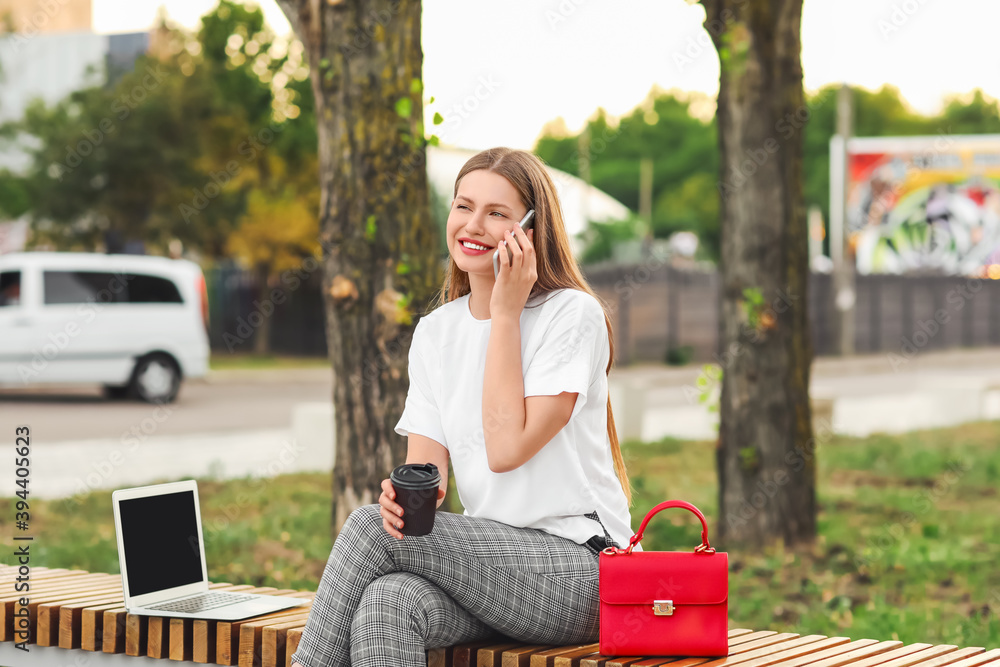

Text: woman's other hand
xmin=379 ymin=478 xmax=406 ymax=540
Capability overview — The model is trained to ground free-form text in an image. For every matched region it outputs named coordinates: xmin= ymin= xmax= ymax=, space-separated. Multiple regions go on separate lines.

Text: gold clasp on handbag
xmin=653 ymin=600 xmax=674 ymax=616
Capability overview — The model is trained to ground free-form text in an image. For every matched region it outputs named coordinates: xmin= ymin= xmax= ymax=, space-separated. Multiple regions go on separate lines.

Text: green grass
xmin=3 ymin=421 xmax=997 ymax=647
xmin=209 ymin=355 xmax=329 ymax=371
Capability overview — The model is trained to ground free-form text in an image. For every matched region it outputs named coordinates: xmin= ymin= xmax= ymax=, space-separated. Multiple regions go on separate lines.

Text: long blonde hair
xmin=428 ymin=147 xmax=633 ymax=506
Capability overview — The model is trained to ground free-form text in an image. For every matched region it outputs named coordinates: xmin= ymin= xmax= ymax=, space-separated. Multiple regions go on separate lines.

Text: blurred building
xmin=0 ymin=0 xmax=93 ymax=34
xmin=0 ymin=0 xmax=149 ymax=171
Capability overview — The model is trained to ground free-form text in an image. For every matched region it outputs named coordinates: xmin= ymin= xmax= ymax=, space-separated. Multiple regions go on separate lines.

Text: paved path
xmin=4 ymin=348 xmax=999 ymax=498
xmin=610 ymin=347 xmax=1000 ymax=440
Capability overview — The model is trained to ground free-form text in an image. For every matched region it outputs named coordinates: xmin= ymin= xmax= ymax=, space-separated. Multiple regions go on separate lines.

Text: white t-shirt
xmin=393 ymin=287 xmax=639 ymax=551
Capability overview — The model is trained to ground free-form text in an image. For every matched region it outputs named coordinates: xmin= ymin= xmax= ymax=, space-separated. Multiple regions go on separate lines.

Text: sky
xmin=91 ymin=0 xmax=1000 ymax=151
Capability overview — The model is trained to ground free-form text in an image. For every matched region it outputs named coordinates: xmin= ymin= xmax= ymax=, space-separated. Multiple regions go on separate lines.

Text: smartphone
xmin=493 ymin=209 xmax=535 ymax=278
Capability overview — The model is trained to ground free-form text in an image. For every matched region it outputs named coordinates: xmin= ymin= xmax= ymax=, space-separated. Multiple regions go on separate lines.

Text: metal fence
xmin=205 ymin=266 xmax=327 ymax=357
xmin=206 ymin=264 xmax=1000 ymax=363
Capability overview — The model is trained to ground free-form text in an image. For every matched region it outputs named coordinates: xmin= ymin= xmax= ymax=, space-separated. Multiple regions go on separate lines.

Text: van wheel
xmin=128 ymin=354 xmax=181 ymax=404
xmin=102 ymin=385 xmax=130 ymax=400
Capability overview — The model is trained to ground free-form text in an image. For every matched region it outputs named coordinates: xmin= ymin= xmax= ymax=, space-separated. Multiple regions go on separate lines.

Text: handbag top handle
xmin=619 ymin=499 xmax=716 ymax=555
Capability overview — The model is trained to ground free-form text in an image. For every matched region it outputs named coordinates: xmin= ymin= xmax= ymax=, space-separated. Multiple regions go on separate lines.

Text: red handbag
xmin=598 ymin=500 xmax=729 ymax=657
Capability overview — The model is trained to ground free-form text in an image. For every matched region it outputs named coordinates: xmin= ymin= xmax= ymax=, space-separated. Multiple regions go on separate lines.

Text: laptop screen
xmin=119 ymin=490 xmax=205 ymax=596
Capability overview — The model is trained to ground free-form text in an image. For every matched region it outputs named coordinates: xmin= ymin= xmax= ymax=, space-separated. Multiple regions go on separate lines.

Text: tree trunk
xmin=701 ymin=0 xmax=816 ymax=547
xmin=275 ymin=0 xmax=442 ymax=537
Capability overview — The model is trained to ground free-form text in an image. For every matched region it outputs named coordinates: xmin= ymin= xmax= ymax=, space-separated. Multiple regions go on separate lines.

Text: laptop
xmin=112 ymin=480 xmax=310 ymax=620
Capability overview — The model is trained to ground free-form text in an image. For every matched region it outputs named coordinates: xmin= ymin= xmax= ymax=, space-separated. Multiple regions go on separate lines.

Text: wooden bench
xmin=2 ymin=567 xmax=998 ymax=667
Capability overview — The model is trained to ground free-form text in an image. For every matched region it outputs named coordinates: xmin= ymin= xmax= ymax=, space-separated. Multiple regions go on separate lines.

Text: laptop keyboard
xmin=145 ymin=591 xmax=258 ymax=613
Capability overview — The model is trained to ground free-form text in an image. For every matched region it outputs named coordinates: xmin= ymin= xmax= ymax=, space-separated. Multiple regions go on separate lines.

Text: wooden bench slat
xmin=190 ymin=583 xmax=248 ymax=663
xmin=88 ymin=583 xmax=226 ymax=653
xmin=862 ymin=645 xmax=960 ymax=667
xmin=735 ymin=639 xmax=880 ymax=667
xmin=905 ymin=648 xmax=986 ymax=667
xmin=261 ymin=616 xmax=312 ymax=667
xmin=937 ymin=650 xmax=1000 ymax=667
xmin=730 ymin=632 xmax=781 ymax=648
xmin=216 ymin=589 xmax=314 ymax=666
xmin=229 ymin=588 xmax=304 ymax=662
xmin=500 ymin=644 xmax=558 ymax=667
xmin=170 ymin=617 xmax=195 ymax=661
xmin=725 ymin=633 xmax=802 ymax=656
xmin=0 ymin=573 xmax=120 ymax=641
xmin=46 ymin=591 xmax=124 ymax=648
xmin=125 ymin=613 xmax=148 ymax=657
xmin=0 ymin=567 xmax=85 ymax=581
xmin=554 ymin=650 xmax=604 ymax=667
xmin=476 ymin=642 xmax=526 ymax=666
xmin=733 ymin=636 xmax=851 ymax=667
xmin=103 ymin=607 xmax=130 ymax=654
xmin=78 ymin=600 xmax=130 ymax=651
xmin=694 ymin=634 xmax=830 ymax=667
xmin=148 ymin=615 xmax=169 ymax=658
xmin=799 ymin=641 xmax=905 ymax=667
xmin=28 ymin=587 xmax=124 ymax=646
xmin=432 ymin=638 xmax=509 ymax=667
xmin=238 ymin=610 xmax=313 ymax=667
xmin=528 ymin=642 xmax=600 ymax=667
xmin=2 ymin=566 xmax=993 ymax=667
xmin=606 ymin=656 xmax=673 ymax=667
xmin=600 ymin=628 xmax=764 ymax=667
xmin=1 ymin=572 xmax=117 ymax=600
xmin=194 ymin=616 xmax=218 ymax=664
xmin=285 ymin=628 xmax=303 ymax=667
xmin=585 ymin=631 xmax=800 ymax=667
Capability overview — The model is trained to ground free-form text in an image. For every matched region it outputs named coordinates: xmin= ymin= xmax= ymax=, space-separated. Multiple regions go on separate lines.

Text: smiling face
xmin=447 ymin=169 xmax=529 ymax=277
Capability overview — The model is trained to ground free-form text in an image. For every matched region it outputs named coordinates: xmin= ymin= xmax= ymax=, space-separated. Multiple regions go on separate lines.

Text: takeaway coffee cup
xmin=389 ymin=463 xmax=441 ymax=536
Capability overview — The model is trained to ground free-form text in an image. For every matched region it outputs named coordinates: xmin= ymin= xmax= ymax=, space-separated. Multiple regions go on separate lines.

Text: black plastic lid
xmin=390 ymin=463 xmax=441 ymax=489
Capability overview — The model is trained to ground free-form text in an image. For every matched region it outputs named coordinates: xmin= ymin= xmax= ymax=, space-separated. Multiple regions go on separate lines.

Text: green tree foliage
xmin=0 ymin=14 xmax=31 ymax=220
xmin=1 ymin=0 xmax=317 ymax=259
xmin=535 ymin=84 xmax=1000 ymax=263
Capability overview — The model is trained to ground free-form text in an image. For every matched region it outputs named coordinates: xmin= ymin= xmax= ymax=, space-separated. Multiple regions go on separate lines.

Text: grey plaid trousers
xmin=289 ymin=503 xmax=606 ymax=667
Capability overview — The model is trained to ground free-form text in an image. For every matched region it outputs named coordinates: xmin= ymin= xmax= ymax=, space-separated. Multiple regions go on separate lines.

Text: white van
xmin=0 ymin=252 xmax=210 ymax=403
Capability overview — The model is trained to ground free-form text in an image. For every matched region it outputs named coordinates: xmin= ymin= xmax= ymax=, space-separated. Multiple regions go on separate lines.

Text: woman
xmin=290 ymin=147 xmax=638 ymax=667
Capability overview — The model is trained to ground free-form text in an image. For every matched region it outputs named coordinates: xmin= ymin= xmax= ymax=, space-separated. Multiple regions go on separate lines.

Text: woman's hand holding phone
xmin=490 ymin=211 xmax=537 ymax=323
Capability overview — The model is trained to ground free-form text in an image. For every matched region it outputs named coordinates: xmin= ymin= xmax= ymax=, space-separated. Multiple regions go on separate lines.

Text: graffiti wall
xmin=847 ymin=134 xmax=1000 ymax=277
